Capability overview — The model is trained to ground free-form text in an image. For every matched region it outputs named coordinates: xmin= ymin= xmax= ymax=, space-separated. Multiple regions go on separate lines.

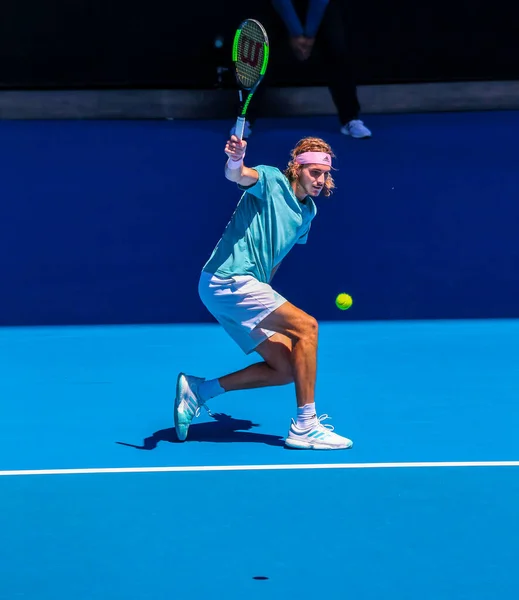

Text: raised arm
xmin=224 ymin=135 xmax=259 ymax=187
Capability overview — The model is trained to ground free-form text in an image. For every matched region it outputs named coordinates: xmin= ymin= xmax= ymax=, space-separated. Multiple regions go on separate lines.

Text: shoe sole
xmin=344 ymin=133 xmax=372 ymax=139
xmin=284 ymin=438 xmax=353 ymax=450
xmin=174 ymin=373 xmax=187 ymax=441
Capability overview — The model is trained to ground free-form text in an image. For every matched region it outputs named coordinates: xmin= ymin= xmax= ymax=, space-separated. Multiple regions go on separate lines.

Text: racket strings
xmin=236 ymin=23 xmax=267 ymax=88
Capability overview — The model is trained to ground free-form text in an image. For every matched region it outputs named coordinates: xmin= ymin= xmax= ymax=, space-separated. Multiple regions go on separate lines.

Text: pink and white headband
xmin=295 ymin=152 xmax=332 ymax=166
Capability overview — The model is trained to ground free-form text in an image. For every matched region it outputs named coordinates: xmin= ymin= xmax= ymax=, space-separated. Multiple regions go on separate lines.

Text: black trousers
xmin=246 ymin=0 xmax=361 ymax=126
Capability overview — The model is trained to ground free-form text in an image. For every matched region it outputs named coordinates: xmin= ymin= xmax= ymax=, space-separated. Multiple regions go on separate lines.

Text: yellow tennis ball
xmin=335 ymin=293 xmax=353 ymax=310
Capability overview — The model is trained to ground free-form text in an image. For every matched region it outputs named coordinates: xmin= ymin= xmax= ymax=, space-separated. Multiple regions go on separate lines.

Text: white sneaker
xmin=341 ymin=119 xmax=372 ymax=139
xmin=174 ymin=373 xmax=210 ymax=441
xmin=285 ymin=414 xmax=353 ymax=450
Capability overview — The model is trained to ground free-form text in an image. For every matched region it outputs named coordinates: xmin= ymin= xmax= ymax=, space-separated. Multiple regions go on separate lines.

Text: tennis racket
xmin=232 ymin=19 xmax=269 ymax=140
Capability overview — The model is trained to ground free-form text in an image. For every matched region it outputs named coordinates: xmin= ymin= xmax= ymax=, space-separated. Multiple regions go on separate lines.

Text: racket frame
xmin=232 ymin=19 xmax=269 ymax=140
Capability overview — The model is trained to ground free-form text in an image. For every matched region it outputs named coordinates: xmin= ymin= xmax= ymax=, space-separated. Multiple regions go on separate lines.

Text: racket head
xmin=232 ymin=19 xmax=269 ymax=92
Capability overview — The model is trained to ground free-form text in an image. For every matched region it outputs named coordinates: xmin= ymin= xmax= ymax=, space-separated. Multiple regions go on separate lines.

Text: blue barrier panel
xmin=0 ymin=112 xmax=518 ymax=326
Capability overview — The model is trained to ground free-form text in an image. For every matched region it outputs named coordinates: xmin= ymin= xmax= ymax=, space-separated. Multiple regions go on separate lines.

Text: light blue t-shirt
xmin=203 ymin=165 xmax=317 ymax=283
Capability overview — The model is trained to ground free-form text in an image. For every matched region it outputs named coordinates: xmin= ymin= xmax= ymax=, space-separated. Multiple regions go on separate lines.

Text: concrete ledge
xmin=357 ymin=80 xmax=519 ymax=114
xmin=0 ymin=80 xmax=518 ymax=119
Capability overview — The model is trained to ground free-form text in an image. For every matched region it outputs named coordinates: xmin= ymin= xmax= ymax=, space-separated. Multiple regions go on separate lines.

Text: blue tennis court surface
xmin=1 ymin=319 xmax=518 ymax=598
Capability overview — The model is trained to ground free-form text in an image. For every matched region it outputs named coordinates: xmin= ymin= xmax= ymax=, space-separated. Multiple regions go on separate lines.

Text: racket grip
xmin=234 ymin=116 xmax=246 ymax=141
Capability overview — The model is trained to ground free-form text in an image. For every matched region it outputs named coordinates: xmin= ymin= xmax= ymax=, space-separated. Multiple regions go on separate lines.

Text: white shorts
xmin=198 ymin=271 xmax=287 ymax=354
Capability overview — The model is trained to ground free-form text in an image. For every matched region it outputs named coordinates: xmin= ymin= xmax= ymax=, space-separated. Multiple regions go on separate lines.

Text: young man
xmin=173 ymin=134 xmax=353 ymax=450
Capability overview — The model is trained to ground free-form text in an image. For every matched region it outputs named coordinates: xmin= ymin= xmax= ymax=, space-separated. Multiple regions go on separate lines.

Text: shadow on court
xmin=116 ymin=412 xmax=285 ymax=449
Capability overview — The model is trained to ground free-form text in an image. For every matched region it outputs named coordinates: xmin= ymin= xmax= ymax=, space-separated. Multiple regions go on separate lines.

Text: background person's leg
xmin=314 ymin=0 xmax=362 ymax=128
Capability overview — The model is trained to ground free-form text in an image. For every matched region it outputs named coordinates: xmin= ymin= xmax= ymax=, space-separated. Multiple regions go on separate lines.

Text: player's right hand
xmin=225 ymin=135 xmax=247 ymax=161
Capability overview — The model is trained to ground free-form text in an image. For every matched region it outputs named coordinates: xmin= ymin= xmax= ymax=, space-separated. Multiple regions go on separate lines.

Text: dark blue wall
xmin=1 ymin=112 xmax=518 ymax=326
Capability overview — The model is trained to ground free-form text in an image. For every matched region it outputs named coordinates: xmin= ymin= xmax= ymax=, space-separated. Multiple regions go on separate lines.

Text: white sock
xmin=198 ymin=378 xmax=225 ymax=403
xmin=296 ymin=403 xmax=318 ymax=430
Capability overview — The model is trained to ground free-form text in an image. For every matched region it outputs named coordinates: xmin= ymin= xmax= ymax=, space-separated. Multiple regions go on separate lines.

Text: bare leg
xmin=219 ymin=333 xmax=293 ymax=391
xmin=289 ymin=329 xmax=317 ymax=407
xmin=208 ymin=302 xmax=317 ymax=408
xmin=253 ymin=302 xmax=318 ymax=408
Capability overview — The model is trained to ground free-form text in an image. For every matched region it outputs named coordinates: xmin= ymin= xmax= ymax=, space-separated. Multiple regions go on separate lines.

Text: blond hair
xmin=284 ymin=137 xmax=336 ymax=197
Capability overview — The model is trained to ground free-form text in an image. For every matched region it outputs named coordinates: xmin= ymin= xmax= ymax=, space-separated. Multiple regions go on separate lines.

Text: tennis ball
xmin=335 ymin=293 xmax=353 ymax=310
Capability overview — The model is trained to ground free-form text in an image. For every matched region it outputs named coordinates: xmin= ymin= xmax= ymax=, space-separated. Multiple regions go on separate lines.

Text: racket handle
xmin=234 ymin=116 xmax=246 ymax=141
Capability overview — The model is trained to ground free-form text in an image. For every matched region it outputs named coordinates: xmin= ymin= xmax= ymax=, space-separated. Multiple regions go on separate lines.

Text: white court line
xmin=1 ymin=461 xmax=519 ymax=477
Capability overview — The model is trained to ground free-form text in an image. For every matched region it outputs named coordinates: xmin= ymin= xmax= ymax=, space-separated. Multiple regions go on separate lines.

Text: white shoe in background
xmin=341 ymin=119 xmax=372 ymax=139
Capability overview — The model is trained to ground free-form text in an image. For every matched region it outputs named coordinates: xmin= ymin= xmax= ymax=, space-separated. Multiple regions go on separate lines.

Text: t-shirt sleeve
xmin=237 ymin=165 xmax=286 ymax=201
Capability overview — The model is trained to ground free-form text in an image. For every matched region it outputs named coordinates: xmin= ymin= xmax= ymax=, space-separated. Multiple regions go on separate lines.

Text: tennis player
xmin=174 ymin=134 xmax=353 ymax=450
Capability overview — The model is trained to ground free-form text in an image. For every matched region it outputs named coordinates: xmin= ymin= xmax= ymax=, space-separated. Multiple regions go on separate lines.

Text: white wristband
xmin=227 ymin=156 xmax=244 ymax=170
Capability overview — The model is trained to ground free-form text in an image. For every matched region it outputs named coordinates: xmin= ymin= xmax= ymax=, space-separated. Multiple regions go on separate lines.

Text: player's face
xmin=296 ymin=164 xmax=331 ymax=198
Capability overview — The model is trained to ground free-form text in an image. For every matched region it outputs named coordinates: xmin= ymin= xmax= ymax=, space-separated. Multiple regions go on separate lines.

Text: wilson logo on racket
xmin=240 ymin=36 xmax=262 ymax=68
